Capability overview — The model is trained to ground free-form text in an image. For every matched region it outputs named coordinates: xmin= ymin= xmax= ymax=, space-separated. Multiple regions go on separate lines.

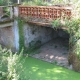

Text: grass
xmin=20 ymin=57 xmax=80 ymax=80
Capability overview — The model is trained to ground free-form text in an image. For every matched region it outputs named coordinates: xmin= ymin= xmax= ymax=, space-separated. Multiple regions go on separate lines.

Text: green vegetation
xmin=0 ymin=45 xmax=80 ymax=80
xmin=0 ymin=0 xmax=12 ymax=6
xmin=52 ymin=2 xmax=80 ymax=71
xmin=0 ymin=0 xmax=80 ymax=80
xmin=21 ymin=57 xmax=80 ymax=80
xmin=3 ymin=7 xmax=10 ymax=17
xmin=18 ymin=18 xmax=25 ymax=52
xmin=22 ymin=0 xmax=50 ymax=6
xmin=0 ymin=45 xmax=27 ymax=80
xmin=22 ymin=0 xmax=79 ymax=6
xmin=0 ymin=0 xmax=4 ymax=5
xmin=52 ymin=0 xmax=80 ymax=60
xmin=52 ymin=17 xmax=80 ymax=60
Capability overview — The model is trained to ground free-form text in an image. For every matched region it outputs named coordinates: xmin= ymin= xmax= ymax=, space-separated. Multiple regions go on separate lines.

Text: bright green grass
xmin=20 ymin=57 xmax=80 ymax=80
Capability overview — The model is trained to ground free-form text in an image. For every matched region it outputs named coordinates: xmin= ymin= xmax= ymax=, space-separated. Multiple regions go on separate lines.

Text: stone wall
xmin=23 ymin=23 xmax=69 ymax=49
xmin=23 ymin=23 xmax=54 ymax=48
xmin=0 ymin=21 xmax=69 ymax=52
xmin=0 ymin=20 xmax=19 ymax=52
xmin=0 ymin=26 xmax=15 ymax=51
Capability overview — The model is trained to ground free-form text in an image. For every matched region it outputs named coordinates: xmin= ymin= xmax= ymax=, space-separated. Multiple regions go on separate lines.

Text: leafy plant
xmin=0 ymin=45 xmax=27 ymax=80
xmin=18 ymin=18 xmax=25 ymax=53
xmin=52 ymin=15 xmax=80 ymax=60
xmin=0 ymin=0 xmax=9 ymax=6
xmin=0 ymin=46 xmax=8 ymax=80
xmin=52 ymin=18 xmax=62 ymax=28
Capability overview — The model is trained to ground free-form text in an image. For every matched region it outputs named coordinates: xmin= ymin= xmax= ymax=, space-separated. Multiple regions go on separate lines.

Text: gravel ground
xmin=29 ymin=38 xmax=69 ymax=68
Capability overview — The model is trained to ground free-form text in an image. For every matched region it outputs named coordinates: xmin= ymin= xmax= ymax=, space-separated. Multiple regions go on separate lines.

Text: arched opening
xmin=29 ymin=26 xmax=70 ymax=68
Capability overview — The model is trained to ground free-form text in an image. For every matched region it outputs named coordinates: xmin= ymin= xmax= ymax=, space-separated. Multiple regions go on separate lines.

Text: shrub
xmin=0 ymin=46 xmax=26 ymax=80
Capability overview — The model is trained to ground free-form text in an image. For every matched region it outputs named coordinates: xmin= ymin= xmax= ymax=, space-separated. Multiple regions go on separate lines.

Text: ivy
xmin=17 ymin=18 xmax=25 ymax=53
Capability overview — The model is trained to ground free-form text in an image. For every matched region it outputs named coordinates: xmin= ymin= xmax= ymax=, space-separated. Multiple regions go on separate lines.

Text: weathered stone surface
xmin=23 ymin=23 xmax=70 ymax=56
xmin=23 ymin=23 xmax=55 ymax=48
xmin=0 ymin=26 xmax=15 ymax=51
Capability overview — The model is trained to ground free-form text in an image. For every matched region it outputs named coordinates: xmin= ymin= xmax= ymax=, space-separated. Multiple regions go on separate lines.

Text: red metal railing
xmin=19 ymin=6 xmax=72 ymax=20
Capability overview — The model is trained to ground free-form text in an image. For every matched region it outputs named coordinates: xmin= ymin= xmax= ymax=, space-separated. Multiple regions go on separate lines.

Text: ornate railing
xmin=19 ymin=6 xmax=72 ymax=20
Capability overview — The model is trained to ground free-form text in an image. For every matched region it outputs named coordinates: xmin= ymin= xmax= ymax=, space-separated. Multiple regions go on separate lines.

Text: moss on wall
xmin=17 ymin=18 xmax=25 ymax=52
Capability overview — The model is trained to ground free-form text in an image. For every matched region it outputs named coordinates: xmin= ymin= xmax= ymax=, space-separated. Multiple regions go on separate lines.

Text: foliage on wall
xmin=52 ymin=17 xmax=80 ymax=58
xmin=17 ymin=18 xmax=25 ymax=52
xmin=52 ymin=12 xmax=80 ymax=71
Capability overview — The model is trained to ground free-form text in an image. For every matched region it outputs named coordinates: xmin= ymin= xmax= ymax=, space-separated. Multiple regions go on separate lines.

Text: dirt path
xmin=29 ymin=38 xmax=69 ymax=68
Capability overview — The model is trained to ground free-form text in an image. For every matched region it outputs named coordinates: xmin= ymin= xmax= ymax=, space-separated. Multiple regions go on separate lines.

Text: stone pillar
xmin=14 ymin=6 xmax=19 ymax=17
xmin=13 ymin=20 xmax=19 ymax=51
